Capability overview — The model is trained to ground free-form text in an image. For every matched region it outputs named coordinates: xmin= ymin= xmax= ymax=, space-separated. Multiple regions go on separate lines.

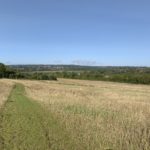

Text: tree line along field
xmin=6 ymin=64 xmax=150 ymax=84
xmin=1 ymin=62 xmax=150 ymax=84
xmin=0 ymin=78 xmax=150 ymax=150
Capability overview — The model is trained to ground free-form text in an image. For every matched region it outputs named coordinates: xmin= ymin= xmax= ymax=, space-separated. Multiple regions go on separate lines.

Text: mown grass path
xmin=0 ymin=84 xmax=75 ymax=150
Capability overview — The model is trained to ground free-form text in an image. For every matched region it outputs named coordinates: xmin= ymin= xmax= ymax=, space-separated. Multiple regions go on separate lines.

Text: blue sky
xmin=0 ymin=0 xmax=150 ymax=66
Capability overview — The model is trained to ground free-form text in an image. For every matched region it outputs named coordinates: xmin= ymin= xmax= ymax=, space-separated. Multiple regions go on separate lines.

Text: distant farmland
xmin=8 ymin=65 xmax=150 ymax=85
xmin=0 ymin=79 xmax=150 ymax=150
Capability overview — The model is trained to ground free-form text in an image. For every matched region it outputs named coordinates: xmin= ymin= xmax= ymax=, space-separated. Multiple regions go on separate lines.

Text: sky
xmin=0 ymin=0 xmax=150 ymax=66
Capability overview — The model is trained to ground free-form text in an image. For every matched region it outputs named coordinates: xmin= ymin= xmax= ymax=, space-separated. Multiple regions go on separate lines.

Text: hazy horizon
xmin=6 ymin=63 xmax=150 ymax=67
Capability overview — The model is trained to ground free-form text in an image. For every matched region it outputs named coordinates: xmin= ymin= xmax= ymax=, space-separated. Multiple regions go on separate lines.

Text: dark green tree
xmin=0 ymin=63 xmax=6 ymax=73
xmin=0 ymin=63 xmax=6 ymax=78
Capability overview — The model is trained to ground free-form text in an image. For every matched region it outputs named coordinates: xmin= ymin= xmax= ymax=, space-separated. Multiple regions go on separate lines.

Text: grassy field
xmin=0 ymin=79 xmax=150 ymax=150
xmin=0 ymin=80 xmax=14 ymax=108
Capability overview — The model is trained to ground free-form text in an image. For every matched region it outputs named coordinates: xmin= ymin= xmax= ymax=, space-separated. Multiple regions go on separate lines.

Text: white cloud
xmin=72 ymin=59 xmax=101 ymax=66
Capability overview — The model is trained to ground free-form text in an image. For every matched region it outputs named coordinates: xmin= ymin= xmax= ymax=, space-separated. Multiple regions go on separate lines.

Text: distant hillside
xmin=8 ymin=64 xmax=95 ymax=71
xmin=8 ymin=64 xmax=150 ymax=73
xmin=7 ymin=65 xmax=150 ymax=84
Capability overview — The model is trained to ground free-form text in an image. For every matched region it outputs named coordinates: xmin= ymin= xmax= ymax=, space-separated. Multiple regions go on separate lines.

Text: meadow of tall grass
xmin=11 ymin=78 xmax=150 ymax=150
xmin=0 ymin=80 xmax=14 ymax=108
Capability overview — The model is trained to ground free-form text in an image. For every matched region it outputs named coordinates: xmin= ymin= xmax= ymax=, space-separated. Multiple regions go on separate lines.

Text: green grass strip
xmin=0 ymin=84 xmax=75 ymax=150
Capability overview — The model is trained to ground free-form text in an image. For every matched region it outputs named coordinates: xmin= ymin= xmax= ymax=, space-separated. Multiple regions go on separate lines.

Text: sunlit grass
xmin=0 ymin=84 xmax=79 ymax=150
xmin=0 ymin=79 xmax=14 ymax=108
xmin=0 ymin=79 xmax=150 ymax=149
xmin=12 ymin=78 xmax=150 ymax=150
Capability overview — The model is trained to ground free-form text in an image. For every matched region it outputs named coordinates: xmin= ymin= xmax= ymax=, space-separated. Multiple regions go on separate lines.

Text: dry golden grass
xmin=0 ymin=79 xmax=14 ymax=108
xmin=13 ymin=79 xmax=150 ymax=149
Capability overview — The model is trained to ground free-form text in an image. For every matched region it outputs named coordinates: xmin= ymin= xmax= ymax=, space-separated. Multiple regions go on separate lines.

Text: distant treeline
xmin=8 ymin=64 xmax=99 ymax=72
xmin=2 ymin=63 xmax=150 ymax=85
xmin=51 ymin=71 xmax=150 ymax=84
xmin=9 ymin=64 xmax=150 ymax=73
xmin=20 ymin=68 xmax=150 ymax=85
xmin=27 ymin=66 xmax=150 ymax=85
xmin=0 ymin=63 xmax=57 ymax=81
